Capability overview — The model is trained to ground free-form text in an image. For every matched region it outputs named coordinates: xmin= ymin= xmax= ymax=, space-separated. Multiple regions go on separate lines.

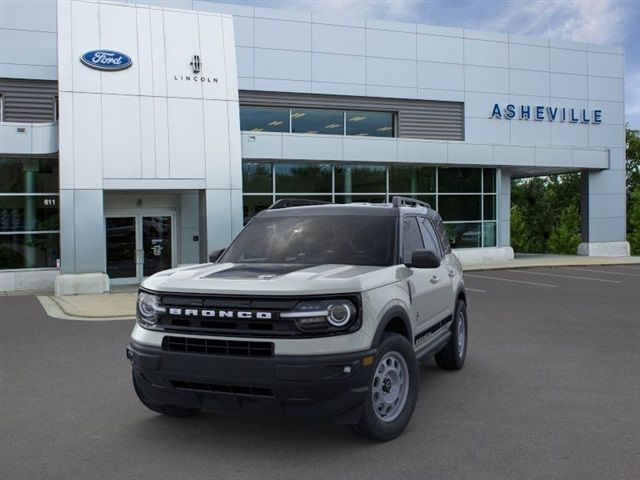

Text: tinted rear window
xmin=220 ymin=215 xmax=397 ymax=266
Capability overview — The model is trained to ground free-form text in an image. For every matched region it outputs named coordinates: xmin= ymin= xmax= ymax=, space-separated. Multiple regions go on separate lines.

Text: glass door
xmin=141 ymin=216 xmax=173 ymax=278
xmin=105 ymin=213 xmax=175 ymax=284
xmin=105 ymin=216 xmax=138 ymax=283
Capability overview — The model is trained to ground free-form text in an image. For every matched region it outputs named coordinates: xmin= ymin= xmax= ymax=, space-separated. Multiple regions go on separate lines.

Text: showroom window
xmin=242 ymin=163 xmax=497 ymax=249
xmin=239 ymin=106 xmax=290 ymax=133
xmin=239 ymin=106 xmax=395 ymax=137
xmin=0 ymin=157 xmax=60 ymax=269
xmin=346 ymin=111 xmax=394 ymax=137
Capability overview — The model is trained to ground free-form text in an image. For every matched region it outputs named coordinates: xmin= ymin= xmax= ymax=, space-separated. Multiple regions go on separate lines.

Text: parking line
xmin=465 ymin=274 xmax=557 ymax=288
xmin=506 ymin=269 xmax=622 ymax=283
xmin=466 ymin=288 xmax=487 ymax=293
xmin=564 ymin=267 xmax=640 ymax=278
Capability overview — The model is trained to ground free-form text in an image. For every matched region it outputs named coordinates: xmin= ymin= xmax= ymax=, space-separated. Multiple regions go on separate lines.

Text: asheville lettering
xmin=491 ymin=104 xmax=602 ymax=124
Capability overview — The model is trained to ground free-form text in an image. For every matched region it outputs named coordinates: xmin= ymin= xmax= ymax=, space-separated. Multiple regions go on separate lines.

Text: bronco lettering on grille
xmin=168 ymin=308 xmax=273 ymax=320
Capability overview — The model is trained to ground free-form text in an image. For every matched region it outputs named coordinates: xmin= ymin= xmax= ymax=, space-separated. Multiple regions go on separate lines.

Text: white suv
xmin=127 ymin=197 xmax=468 ymax=441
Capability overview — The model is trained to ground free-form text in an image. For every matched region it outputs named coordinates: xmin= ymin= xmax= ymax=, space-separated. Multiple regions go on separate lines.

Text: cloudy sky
xmin=214 ymin=0 xmax=640 ymax=129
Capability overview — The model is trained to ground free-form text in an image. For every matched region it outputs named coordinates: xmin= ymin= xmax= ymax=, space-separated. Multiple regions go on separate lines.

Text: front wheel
xmin=132 ymin=372 xmax=201 ymax=417
xmin=351 ymin=333 xmax=418 ymax=442
xmin=435 ymin=299 xmax=467 ymax=370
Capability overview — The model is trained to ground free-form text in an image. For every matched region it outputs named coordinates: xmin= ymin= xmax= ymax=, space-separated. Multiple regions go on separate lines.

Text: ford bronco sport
xmin=127 ymin=197 xmax=467 ymax=441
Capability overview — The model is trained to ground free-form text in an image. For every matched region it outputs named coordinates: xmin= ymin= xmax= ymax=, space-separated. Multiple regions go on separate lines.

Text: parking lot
xmin=1 ymin=265 xmax=639 ymax=480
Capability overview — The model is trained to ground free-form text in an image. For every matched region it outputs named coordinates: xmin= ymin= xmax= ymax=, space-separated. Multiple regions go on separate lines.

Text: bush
xmin=547 ymin=204 xmax=581 ymax=254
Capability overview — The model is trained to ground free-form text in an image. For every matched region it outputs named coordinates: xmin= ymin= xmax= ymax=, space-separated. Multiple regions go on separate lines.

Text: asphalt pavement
xmin=1 ymin=265 xmax=640 ymax=480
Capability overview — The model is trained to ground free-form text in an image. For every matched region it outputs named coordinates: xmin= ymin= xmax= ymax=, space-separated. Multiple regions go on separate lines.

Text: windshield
xmin=219 ymin=214 xmax=397 ymax=266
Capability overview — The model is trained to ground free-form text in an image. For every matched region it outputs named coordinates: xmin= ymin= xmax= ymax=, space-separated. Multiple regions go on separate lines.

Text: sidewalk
xmin=463 ymin=253 xmax=640 ymax=271
xmin=34 ymin=254 xmax=640 ymax=321
xmin=37 ymin=289 xmax=137 ymax=321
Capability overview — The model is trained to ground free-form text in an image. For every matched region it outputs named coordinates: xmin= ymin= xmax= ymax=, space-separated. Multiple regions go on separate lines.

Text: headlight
xmin=281 ymin=298 xmax=358 ymax=334
xmin=136 ymin=291 xmax=165 ymax=328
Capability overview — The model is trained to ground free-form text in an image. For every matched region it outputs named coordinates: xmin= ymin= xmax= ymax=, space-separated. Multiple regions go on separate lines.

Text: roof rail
xmin=391 ymin=196 xmax=431 ymax=209
xmin=268 ymin=198 xmax=331 ymax=210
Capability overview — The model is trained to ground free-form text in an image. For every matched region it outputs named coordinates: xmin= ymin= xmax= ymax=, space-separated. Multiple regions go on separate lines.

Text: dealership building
xmin=0 ymin=0 xmax=629 ymax=293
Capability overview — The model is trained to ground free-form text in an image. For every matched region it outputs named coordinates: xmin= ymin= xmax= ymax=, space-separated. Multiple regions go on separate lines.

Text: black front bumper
xmin=128 ymin=340 xmax=376 ymax=424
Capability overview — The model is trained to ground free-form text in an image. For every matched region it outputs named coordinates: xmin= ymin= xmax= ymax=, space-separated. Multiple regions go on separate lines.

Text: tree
xmin=626 ymin=128 xmax=640 ymax=198
xmin=510 ymin=173 xmax=581 ymax=253
xmin=547 ymin=204 xmax=581 ymax=254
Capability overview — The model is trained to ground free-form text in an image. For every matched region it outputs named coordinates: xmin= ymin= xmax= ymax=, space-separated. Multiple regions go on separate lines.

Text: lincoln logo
xmin=190 ymin=54 xmax=201 ymax=74
xmin=168 ymin=308 xmax=272 ymax=320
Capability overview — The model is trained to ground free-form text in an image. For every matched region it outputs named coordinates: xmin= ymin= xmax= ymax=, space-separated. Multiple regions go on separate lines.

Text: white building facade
xmin=0 ymin=0 xmax=629 ymax=293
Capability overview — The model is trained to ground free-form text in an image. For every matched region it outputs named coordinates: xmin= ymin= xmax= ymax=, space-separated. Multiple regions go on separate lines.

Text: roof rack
xmin=391 ymin=196 xmax=431 ymax=209
xmin=268 ymin=198 xmax=331 ymax=210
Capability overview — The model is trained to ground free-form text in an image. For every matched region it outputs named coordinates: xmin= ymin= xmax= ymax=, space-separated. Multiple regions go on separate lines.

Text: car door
xmin=401 ymin=216 xmax=450 ymax=332
xmin=418 ymin=217 xmax=454 ymax=326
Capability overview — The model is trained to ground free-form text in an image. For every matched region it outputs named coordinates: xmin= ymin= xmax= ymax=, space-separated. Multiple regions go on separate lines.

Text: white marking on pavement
xmin=465 ymin=274 xmax=557 ymax=288
xmin=564 ymin=267 xmax=640 ymax=278
xmin=506 ymin=269 xmax=621 ymax=283
xmin=466 ymin=288 xmax=487 ymax=293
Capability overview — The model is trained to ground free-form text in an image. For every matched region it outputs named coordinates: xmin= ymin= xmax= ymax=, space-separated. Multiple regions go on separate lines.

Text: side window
xmin=433 ymin=215 xmax=451 ymax=254
xmin=419 ymin=217 xmax=442 ymax=257
xmin=402 ymin=217 xmax=424 ymax=264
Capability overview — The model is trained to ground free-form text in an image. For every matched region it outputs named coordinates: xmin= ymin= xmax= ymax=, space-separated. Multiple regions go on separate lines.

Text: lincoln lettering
xmin=173 ymin=75 xmax=218 ymax=83
xmin=490 ymin=104 xmax=602 ymax=124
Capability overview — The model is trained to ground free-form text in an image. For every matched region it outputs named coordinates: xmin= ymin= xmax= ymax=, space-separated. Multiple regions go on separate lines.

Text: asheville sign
xmin=490 ymin=104 xmax=602 ymax=124
xmin=80 ymin=50 xmax=132 ymax=71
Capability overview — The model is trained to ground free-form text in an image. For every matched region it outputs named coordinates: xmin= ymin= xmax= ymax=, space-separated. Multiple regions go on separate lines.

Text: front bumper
xmin=128 ymin=339 xmax=376 ymax=424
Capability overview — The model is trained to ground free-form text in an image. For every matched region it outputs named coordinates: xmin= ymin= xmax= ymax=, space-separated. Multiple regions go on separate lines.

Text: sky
xmin=213 ymin=0 xmax=640 ymax=129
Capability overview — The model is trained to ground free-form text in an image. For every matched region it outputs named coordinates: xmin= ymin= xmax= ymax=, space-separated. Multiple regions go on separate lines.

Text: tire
xmin=132 ymin=372 xmax=201 ymax=418
xmin=351 ymin=333 xmax=419 ymax=442
xmin=435 ymin=299 xmax=467 ymax=370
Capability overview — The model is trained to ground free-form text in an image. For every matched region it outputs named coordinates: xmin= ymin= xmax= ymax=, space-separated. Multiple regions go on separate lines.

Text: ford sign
xmin=80 ymin=50 xmax=132 ymax=71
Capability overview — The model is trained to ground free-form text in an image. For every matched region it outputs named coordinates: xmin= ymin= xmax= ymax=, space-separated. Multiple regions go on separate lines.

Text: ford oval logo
xmin=80 ymin=50 xmax=132 ymax=71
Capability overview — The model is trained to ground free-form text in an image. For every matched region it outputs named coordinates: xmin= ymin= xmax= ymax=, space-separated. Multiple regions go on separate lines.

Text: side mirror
xmin=410 ymin=249 xmax=441 ymax=269
xmin=208 ymin=248 xmax=225 ymax=263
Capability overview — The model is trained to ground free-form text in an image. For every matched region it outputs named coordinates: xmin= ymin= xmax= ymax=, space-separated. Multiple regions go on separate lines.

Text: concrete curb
xmin=37 ymin=295 xmax=135 ymax=321
xmin=463 ymin=256 xmax=640 ymax=271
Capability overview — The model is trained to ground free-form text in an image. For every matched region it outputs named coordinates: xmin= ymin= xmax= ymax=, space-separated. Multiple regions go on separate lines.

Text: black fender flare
xmin=456 ymin=286 xmax=467 ymax=305
xmin=371 ymin=305 xmax=413 ymax=347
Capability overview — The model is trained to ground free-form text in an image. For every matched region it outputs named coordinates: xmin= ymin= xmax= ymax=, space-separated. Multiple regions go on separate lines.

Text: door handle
xmin=448 ymin=270 xmax=457 ymax=278
xmin=430 ymin=275 xmax=440 ymax=284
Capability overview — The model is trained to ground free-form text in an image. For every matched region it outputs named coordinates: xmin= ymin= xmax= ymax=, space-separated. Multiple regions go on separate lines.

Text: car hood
xmin=141 ymin=262 xmax=409 ymax=295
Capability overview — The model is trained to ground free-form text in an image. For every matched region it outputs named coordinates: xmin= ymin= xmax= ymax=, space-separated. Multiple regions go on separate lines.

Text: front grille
xmin=157 ymin=294 xmax=300 ymax=337
xmin=171 ymin=380 xmax=274 ymax=397
xmin=162 ymin=336 xmax=274 ymax=358
xmin=151 ymin=292 xmax=361 ymax=338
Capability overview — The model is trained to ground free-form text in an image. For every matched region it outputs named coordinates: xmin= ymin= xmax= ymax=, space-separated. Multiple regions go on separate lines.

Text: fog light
xmin=126 ymin=348 xmax=134 ymax=362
